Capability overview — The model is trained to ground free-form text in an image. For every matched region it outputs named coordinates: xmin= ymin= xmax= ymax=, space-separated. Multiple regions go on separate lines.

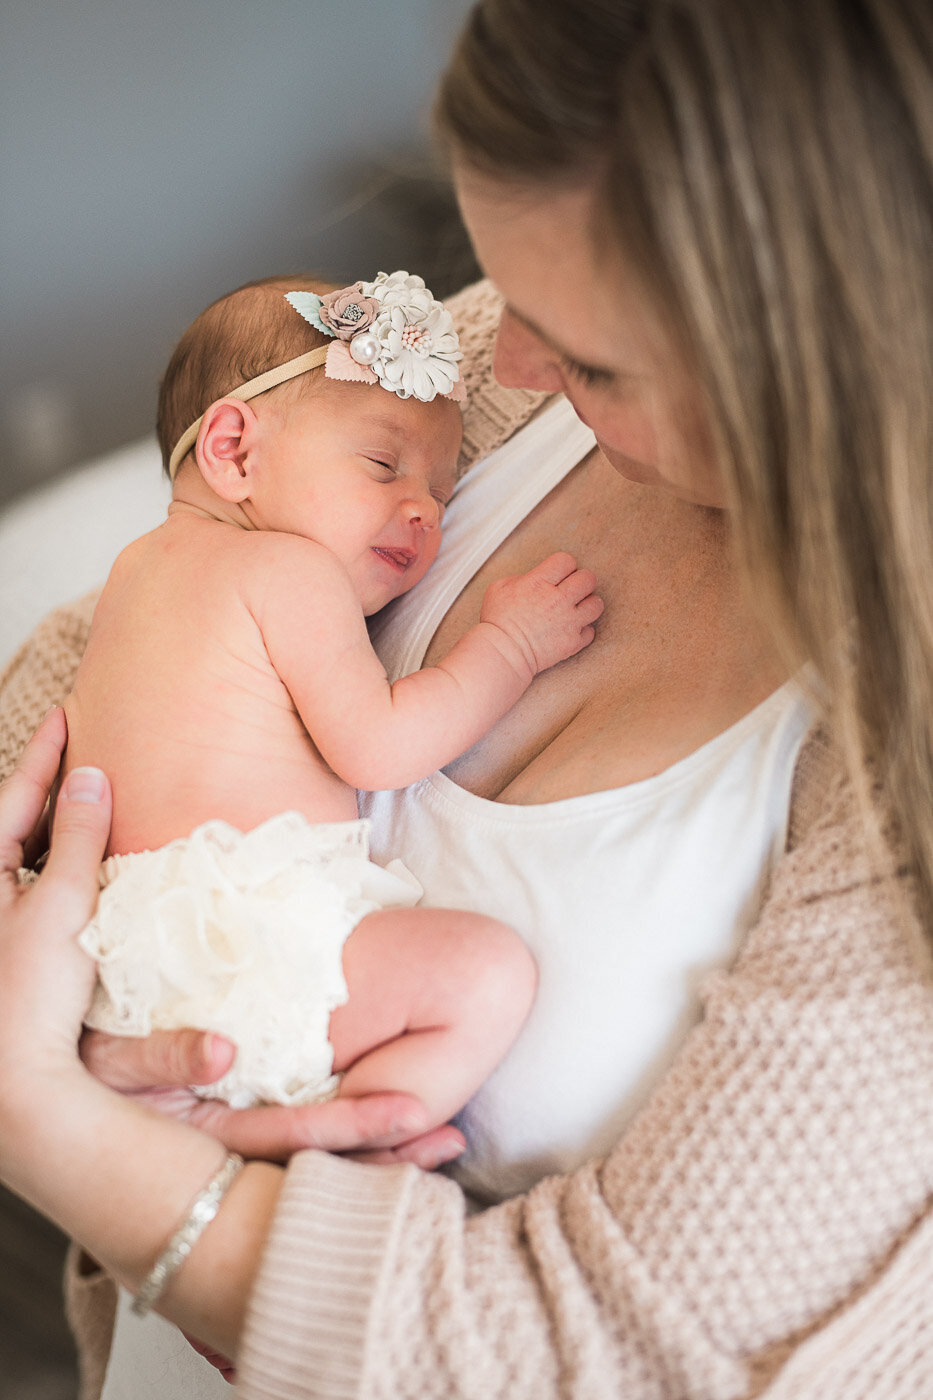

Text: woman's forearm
xmin=0 ymin=1064 xmax=282 ymax=1358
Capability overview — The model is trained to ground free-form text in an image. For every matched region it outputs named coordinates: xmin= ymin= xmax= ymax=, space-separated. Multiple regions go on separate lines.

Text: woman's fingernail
xmin=391 ymin=1109 xmax=428 ymax=1136
xmin=432 ymin=1142 xmax=465 ymax=1166
xmin=65 ymin=767 xmax=106 ymax=803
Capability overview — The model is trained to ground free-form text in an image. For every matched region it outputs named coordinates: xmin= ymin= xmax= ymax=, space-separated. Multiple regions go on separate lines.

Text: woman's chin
xmin=597 ymin=444 xmax=727 ymax=509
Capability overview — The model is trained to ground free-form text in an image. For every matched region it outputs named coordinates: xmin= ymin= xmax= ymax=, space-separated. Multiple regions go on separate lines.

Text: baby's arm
xmin=329 ymin=907 xmax=537 ymax=1129
xmin=259 ymin=539 xmax=602 ymax=790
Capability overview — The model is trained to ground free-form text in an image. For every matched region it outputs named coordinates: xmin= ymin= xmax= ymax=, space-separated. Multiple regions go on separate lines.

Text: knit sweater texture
xmin=236 ymin=728 xmax=933 ymax=1399
xmin=3 ymin=281 xmax=933 ymax=1399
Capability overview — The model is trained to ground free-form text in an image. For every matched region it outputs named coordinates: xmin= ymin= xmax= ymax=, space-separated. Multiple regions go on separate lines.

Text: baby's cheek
xmin=424 ymin=532 xmax=444 ymax=575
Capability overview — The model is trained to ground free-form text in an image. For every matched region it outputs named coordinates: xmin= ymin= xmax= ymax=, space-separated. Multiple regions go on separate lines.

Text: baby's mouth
xmin=372 ymin=546 xmax=416 ymax=571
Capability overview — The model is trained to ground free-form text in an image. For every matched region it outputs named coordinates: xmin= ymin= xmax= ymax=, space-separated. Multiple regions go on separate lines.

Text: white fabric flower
xmin=362 ymin=271 xmax=463 ymax=401
xmin=364 ymin=270 xmax=428 ymax=305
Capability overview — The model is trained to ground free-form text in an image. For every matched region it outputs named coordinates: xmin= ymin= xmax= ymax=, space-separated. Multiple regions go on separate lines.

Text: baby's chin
xmin=360 ymin=581 xmax=413 ymax=617
xmin=363 ymin=584 xmax=418 ymax=618
xmin=360 ymin=555 xmax=435 ymax=615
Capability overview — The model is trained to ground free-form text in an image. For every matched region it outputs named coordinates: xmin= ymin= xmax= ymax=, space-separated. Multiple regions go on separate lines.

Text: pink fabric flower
xmin=319 ymin=283 xmax=380 ymax=340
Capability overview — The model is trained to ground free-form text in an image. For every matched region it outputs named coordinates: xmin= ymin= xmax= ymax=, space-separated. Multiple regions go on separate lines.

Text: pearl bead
xmin=349 ymin=332 xmax=381 ymax=366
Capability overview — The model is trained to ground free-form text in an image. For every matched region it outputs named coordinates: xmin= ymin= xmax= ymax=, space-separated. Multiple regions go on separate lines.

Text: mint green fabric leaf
xmin=285 ymin=291 xmax=334 ymax=338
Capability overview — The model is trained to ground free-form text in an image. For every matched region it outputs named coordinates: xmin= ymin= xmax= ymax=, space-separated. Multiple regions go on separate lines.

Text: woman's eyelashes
xmin=561 ymin=355 xmax=614 ymax=389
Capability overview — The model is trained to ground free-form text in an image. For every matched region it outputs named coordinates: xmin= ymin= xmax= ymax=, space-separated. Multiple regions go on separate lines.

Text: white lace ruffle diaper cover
xmin=78 ymin=813 xmax=421 ymax=1108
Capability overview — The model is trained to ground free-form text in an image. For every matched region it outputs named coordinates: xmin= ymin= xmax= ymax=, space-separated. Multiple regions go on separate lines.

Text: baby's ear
xmin=196 ymin=398 xmax=258 ymax=502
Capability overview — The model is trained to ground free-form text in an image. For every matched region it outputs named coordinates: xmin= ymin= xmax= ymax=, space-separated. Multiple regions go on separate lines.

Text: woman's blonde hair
xmin=438 ymin=0 xmax=933 ymax=928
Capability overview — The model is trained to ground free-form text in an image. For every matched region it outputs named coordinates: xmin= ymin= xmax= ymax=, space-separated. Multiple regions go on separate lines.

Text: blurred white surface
xmin=0 ymin=438 xmax=168 ymax=669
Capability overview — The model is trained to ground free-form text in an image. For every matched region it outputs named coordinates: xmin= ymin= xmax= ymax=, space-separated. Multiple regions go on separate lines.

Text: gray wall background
xmin=1 ymin=0 xmax=478 ymax=507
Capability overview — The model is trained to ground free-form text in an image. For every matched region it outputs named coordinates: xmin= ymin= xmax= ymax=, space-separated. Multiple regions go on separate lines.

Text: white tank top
xmin=102 ymin=398 xmax=811 ymax=1397
xmin=363 ymin=397 xmax=813 ymax=1201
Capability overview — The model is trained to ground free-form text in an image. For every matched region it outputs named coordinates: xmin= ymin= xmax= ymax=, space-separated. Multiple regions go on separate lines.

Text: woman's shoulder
xmin=784 ymin=723 xmax=841 ymax=849
xmin=741 ymin=722 xmax=931 ymax=994
xmin=447 ymin=278 xmax=554 ymax=474
xmin=782 ymin=723 xmax=913 ymax=899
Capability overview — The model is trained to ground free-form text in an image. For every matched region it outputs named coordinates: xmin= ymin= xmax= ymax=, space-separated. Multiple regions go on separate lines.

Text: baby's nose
xmin=405 ymin=495 xmax=440 ymax=530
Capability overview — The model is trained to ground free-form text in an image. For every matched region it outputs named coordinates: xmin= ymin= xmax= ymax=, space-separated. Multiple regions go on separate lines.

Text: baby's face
xmin=250 ymin=379 xmax=462 ymax=614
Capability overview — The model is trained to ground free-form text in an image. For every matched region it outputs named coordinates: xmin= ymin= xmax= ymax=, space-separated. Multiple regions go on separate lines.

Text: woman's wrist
xmin=0 ymin=712 xmax=284 ymax=1360
xmin=0 ymin=1058 xmax=97 ymax=1189
xmin=1 ymin=1064 xmax=234 ymax=1279
xmin=1 ymin=1059 xmax=283 ymax=1355
xmin=132 ymin=1150 xmax=245 ymax=1317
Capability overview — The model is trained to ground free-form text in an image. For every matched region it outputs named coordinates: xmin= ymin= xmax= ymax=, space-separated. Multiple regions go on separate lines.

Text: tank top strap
xmin=369 ymin=397 xmax=595 ymax=680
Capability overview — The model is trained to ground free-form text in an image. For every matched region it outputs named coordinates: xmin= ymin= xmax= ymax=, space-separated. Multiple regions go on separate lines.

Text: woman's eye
xmin=561 ymin=356 xmax=613 ymax=390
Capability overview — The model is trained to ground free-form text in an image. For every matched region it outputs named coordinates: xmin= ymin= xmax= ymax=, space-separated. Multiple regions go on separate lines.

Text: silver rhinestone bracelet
xmin=132 ymin=1152 xmax=245 ymax=1317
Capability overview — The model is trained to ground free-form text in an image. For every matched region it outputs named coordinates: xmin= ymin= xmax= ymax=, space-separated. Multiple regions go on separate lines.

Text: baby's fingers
xmin=558 ymin=566 xmax=600 ymax=604
xmin=524 ymin=551 xmax=579 ymax=586
xmin=575 ymin=591 xmax=605 ymax=625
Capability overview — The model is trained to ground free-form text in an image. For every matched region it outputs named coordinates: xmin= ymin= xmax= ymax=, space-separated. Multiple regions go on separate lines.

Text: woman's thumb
xmin=42 ymin=766 xmax=113 ymax=924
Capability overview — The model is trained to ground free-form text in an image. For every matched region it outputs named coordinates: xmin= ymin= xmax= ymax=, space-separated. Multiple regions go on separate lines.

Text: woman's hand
xmin=80 ymin=1027 xmax=466 ymax=1168
xmin=0 ymin=708 xmax=112 ymax=1103
xmin=1 ymin=709 xmax=463 ymax=1169
xmin=2 ymin=708 xmax=461 ymax=1379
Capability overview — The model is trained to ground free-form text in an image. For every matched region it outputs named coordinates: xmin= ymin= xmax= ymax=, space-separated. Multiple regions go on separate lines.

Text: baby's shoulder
xmin=236 ymin=527 xmax=347 ymax=582
xmin=140 ymin=520 xmax=343 ymax=584
xmin=232 ymin=529 xmax=354 ymax=617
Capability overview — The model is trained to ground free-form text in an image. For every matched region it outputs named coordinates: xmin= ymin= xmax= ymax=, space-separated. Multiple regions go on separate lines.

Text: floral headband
xmin=168 ymin=270 xmax=465 ymax=481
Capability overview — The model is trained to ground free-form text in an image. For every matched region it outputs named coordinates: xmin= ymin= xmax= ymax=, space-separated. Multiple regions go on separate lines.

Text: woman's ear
xmin=195 ymin=398 xmax=260 ymax=502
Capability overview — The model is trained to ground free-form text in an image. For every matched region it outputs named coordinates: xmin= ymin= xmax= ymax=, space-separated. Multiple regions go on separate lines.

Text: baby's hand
xmin=480 ymin=552 xmax=603 ymax=675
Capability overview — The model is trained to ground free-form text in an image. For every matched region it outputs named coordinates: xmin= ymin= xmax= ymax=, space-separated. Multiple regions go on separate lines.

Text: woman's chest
xmin=423 ymin=457 xmax=786 ymax=802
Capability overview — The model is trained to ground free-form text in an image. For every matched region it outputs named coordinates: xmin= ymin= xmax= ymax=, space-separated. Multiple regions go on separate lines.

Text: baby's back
xmin=64 ymin=516 xmax=358 ymax=856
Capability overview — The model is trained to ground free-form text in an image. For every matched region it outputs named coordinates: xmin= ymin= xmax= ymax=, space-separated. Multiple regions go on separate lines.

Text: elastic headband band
xmin=167 ymin=345 xmax=329 ymax=481
xmin=168 ymin=272 xmax=465 ymax=482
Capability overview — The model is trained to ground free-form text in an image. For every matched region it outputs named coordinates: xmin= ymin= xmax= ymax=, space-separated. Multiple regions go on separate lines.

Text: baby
xmin=64 ymin=271 xmax=603 ymax=1127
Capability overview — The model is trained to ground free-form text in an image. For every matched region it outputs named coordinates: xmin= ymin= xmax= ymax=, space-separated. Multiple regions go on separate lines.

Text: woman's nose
xmin=493 ymin=310 xmax=563 ymax=393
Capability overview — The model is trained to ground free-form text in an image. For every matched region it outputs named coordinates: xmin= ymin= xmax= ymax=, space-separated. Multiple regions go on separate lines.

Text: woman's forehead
xmin=458 ymin=175 xmax=664 ymax=374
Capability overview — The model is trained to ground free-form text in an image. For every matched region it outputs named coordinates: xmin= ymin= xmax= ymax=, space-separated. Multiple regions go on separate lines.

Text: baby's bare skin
xmin=64 ymin=514 xmax=600 ymax=856
xmin=65 ymin=518 xmax=360 ymax=853
xmin=63 ymin=376 xmax=600 ymax=1127
xmin=65 ymin=383 xmax=601 ymax=857
xmin=65 ymin=369 xmax=599 ymax=1136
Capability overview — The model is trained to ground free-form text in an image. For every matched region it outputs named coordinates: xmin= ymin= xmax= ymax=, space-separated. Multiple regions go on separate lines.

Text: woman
xmin=2 ymin=0 xmax=933 ymax=1395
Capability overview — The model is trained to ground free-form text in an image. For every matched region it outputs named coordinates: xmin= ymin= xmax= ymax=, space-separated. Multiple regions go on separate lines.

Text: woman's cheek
xmin=582 ymin=394 xmax=660 ymax=475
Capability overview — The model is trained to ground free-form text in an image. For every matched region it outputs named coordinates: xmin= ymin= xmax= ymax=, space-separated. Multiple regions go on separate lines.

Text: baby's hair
xmin=157 ymin=274 xmax=335 ymax=477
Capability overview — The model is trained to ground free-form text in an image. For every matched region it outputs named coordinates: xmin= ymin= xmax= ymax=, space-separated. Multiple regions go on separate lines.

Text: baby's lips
xmin=373 ymin=545 xmax=417 ymax=569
